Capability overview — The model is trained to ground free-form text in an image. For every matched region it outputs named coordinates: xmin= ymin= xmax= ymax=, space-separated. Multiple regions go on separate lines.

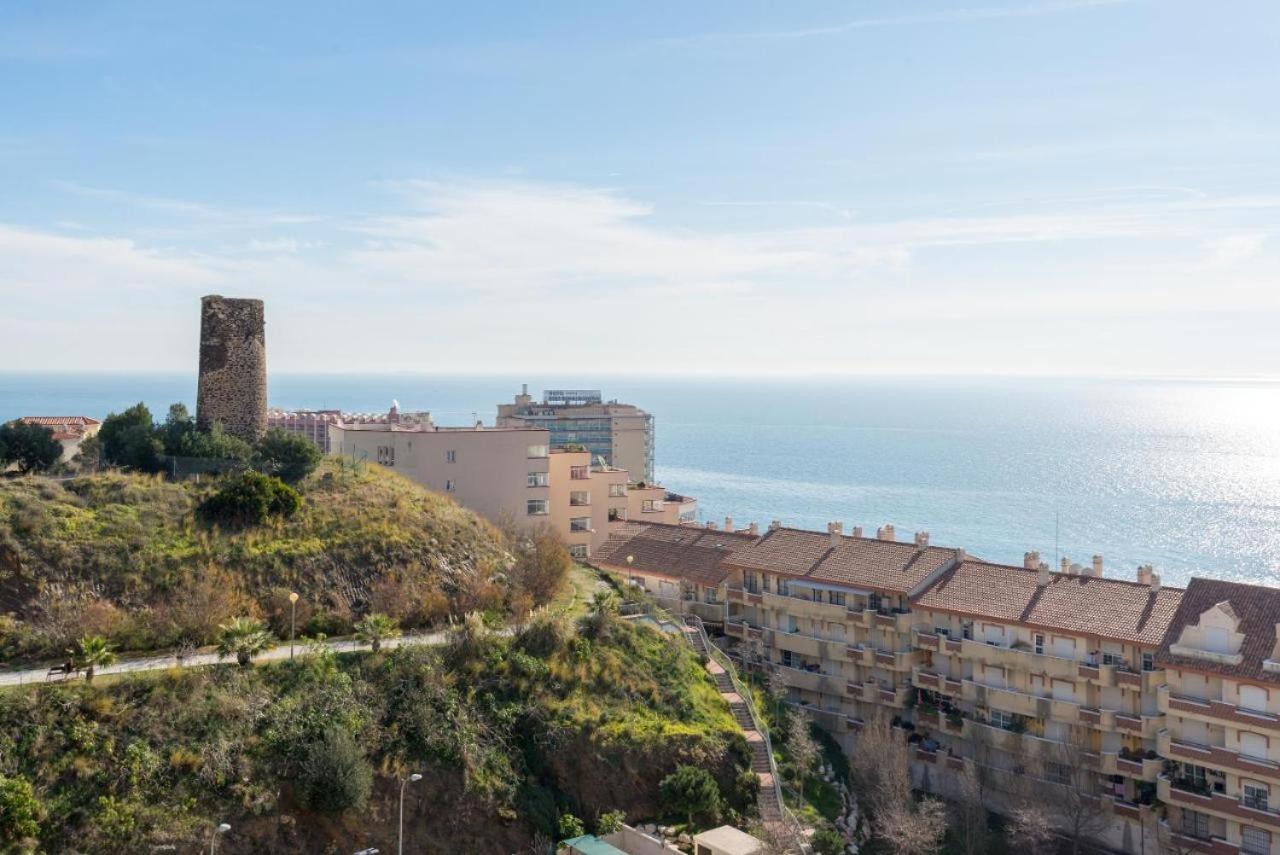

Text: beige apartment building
xmin=329 ymin=422 xmax=552 ymax=528
xmin=497 ymin=386 xmax=655 ymax=483
xmin=548 ymin=449 xmax=630 ymax=559
xmin=591 ymin=519 xmax=1280 ymax=854
xmin=1154 ymin=579 xmax=1280 ymax=855
xmin=626 ymin=483 xmax=698 ymax=526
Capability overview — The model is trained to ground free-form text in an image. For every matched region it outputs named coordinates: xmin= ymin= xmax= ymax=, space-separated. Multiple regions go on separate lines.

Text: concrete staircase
xmin=680 ymin=617 xmax=786 ymax=827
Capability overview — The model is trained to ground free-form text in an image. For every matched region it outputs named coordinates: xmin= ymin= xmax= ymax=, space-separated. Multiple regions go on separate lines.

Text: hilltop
xmin=0 ymin=459 xmax=511 ymax=661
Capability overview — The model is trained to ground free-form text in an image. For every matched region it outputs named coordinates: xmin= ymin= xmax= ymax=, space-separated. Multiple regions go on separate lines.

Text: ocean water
xmin=2 ymin=372 xmax=1279 ymax=589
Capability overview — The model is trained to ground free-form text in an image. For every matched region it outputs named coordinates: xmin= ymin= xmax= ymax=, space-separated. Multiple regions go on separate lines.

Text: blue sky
xmin=2 ymin=0 xmax=1278 ymax=376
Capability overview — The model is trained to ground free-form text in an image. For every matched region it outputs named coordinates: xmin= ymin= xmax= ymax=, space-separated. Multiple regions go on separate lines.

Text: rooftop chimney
xmin=769 ymin=520 xmax=782 ymax=531
xmin=915 ymin=531 xmax=930 ymax=547
xmin=828 ymin=521 xmax=844 ymax=548
xmin=1061 ymin=556 xmax=1071 ymax=574
xmin=955 ymin=548 xmax=967 ymax=563
xmin=725 ymin=516 xmax=733 ymax=533
xmin=1092 ymin=555 xmax=1104 ymax=577
xmin=1137 ymin=564 xmax=1154 ymax=585
xmin=1071 ymin=562 xmax=1086 ymax=577
xmin=1024 ymin=551 xmax=1041 ymax=570
xmin=851 ymin=526 xmax=864 ymax=538
xmin=706 ymin=521 xmax=718 ymax=531
xmin=748 ymin=522 xmax=759 ymax=536
xmin=877 ymin=524 xmax=896 ymax=542
xmin=1151 ymin=572 xmax=1162 ymax=594
xmin=1038 ymin=562 xmax=1051 ymax=587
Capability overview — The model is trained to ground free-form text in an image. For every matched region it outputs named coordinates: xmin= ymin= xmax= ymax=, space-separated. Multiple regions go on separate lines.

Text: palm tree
xmin=215 ymin=617 xmax=275 ymax=666
xmin=355 ymin=612 xmax=400 ymax=653
xmin=590 ymin=589 xmax=619 ymax=618
xmin=70 ymin=634 xmax=116 ymax=683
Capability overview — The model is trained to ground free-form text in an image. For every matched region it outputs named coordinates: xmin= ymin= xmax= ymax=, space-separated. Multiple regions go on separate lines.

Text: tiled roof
xmin=722 ymin=527 xmax=957 ymax=595
xmin=19 ymin=416 xmax=100 ymax=428
xmin=915 ymin=560 xmax=1183 ymax=646
xmin=1155 ymin=577 xmax=1280 ymax=683
xmin=592 ymin=522 xmax=758 ymax=588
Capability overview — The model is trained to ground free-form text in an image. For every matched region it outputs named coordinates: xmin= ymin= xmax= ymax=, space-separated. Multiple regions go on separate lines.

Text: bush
xmin=0 ymin=773 xmax=44 ymax=849
xmin=811 ymin=826 xmax=846 ymax=855
xmin=659 ymin=764 xmax=721 ymax=828
xmin=254 ymin=428 xmax=321 ymax=484
xmin=199 ymin=471 xmax=301 ymax=526
xmin=99 ymin=404 xmax=163 ymax=472
xmin=557 ymin=813 xmax=585 ymax=841
xmin=504 ymin=523 xmax=571 ymax=606
xmin=295 ymin=728 xmax=373 ymax=814
xmin=596 ymin=809 xmax=625 ymax=835
xmin=0 ymin=421 xmax=62 ymax=473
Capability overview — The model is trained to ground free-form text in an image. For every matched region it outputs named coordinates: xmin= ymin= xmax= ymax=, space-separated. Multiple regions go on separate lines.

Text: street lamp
xmin=398 ymin=773 xmax=422 ymax=855
xmin=209 ymin=822 xmax=230 ymax=855
xmin=289 ymin=591 xmax=300 ymax=658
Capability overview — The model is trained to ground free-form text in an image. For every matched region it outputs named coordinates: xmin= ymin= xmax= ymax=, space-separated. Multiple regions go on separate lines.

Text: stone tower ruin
xmin=196 ymin=295 xmax=267 ymax=442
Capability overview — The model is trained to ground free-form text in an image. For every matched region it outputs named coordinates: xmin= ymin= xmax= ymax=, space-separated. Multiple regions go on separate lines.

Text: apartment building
xmin=548 ymin=449 xmax=630 ymax=560
xmin=268 ymin=404 xmax=432 ymax=454
xmin=1154 ymin=579 xmax=1280 ymax=855
xmin=626 ymin=483 xmax=698 ymax=526
xmin=329 ymin=422 xmax=551 ymax=528
xmin=497 ymin=386 xmax=655 ymax=483
xmin=590 ymin=519 xmax=1280 ymax=854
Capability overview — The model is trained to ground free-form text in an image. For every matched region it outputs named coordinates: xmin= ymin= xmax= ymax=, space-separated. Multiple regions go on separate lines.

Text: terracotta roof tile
xmin=592 ymin=522 xmax=758 ymax=588
xmin=1155 ymin=577 xmax=1280 ymax=684
xmin=914 ymin=560 xmax=1183 ymax=646
xmin=723 ymin=527 xmax=956 ymax=595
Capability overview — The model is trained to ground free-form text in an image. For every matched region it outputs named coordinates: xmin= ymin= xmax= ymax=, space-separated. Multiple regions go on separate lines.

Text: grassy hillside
xmin=0 ymin=615 xmax=752 ymax=854
xmin=0 ymin=459 xmax=511 ymax=660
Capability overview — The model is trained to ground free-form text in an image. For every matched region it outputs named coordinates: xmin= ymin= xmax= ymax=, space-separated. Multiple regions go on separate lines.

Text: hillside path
xmin=0 ymin=630 xmax=451 ymax=688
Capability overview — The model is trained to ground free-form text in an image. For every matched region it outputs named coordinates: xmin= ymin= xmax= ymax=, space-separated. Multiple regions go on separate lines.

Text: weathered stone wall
xmin=196 ymin=295 xmax=267 ymax=442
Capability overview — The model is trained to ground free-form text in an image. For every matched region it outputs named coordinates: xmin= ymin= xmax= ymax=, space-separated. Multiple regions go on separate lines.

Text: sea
xmin=3 ymin=372 xmax=1279 ymax=590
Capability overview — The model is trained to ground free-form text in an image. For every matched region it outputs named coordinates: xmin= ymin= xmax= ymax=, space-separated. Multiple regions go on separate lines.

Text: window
xmin=376 ymin=445 xmax=395 ymax=465
xmin=990 ymin=710 xmax=1015 ymax=731
xmin=445 ymin=449 xmax=456 ymax=463
xmin=868 ymin=593 xmax=882 ymax=613
xmin=570 ymin=517 xmax=590 ymax=532
xmin=527 ymin=471 xmax=549 ymax=487
xmin=570 ymin=465 xmax=588 ymax=480
xmin=934 ymin=626 xmax=951 ymax=638
xmin=1142 ymin=651 xmax=1155 ymax=671
xmin=608 ymin=507 xmax=626 ymax=522
xmin=1241 ymin=733 xmax=1269 ymax=762
xmin=776 ymin=578 xmax=790 ymax=597
xmin=1243 ymin=827 xmax=1271 ymax=855
xmin=608 ymin=483 xmax=626 ymax=498
xmin=1241 ymin=685 xmax=1269 ymax=713
xmin=641 ymin=499 xmax=656 ymax=512
xmin=1034 ymin=633 xmax=1045 ymax=655
xmin=962 ymin=621 xmax=974 ymax=641
xmin=744 ymin=572 xmax=761 ymax=594
xmin=445 ymin=479 xmax=456 ymax=492
xmin=1244 ymin=782 xmax=1270 ymax=811
xmin=569 ymin=491 xmax=590 ymax=506
xmin=1180 ymin=809 xmax=1210 ymax=840
xmin=1045 ymin=761 xmax=1070 ymax=784
xmin=527 ymin=499 xmax=549 ymax=516
xmin=828 ymin=590 xmax=846 ymax=607
xmin=568 ymin=544 xmax=588 ymax=560
xmin=1102 ymin=652 xmax=1123 ymax=666
xmin=527 ymin=444 xmax=549 ymax=458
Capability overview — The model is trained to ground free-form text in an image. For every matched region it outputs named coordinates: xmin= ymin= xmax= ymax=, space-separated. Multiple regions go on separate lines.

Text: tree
xmin=254 ymin=427 xmax=321 ymax=484
xmin=98 ymin=403 xmax=162 ymax=472
xmin=850 ymin=713 xmax=946 ymax=855
xmin=199 ymin=471 xmax=301 ymax=527
xmin=1039 ymin=732 xmax=1110 ymax=855
xmin=215 ymin=617 xmax=274 ymax=666
xmin=69 ymin=634 xmax=117 ymax=682
xmin=0 ymin=421 xmax=62 ymax=473
xmin=354 ymin=613 xmax=400 ymax=652
xmin=786 ymin=707 xmax=820 ymax=788
xmin=659 ymin=764 xmax=721 ymax=829
xmin=504 ymin=523 xmax=572 ymax=606
xmin=73 ymin=434 xmax=102 ymax=472
xmin=0 ymin=773 xmax=43 ymax=850
xmin=581 ymin=589 xmax=619 ymax=638
xmin=953 ymin=762 xmax=991 ymax=855
xmin=296 ymin=727 xmax=373 ymax=813
xmin=596 ymin=809 xmax=625 ymax=835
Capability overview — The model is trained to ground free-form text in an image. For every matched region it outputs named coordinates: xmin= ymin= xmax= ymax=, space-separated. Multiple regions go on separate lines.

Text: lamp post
xmin=398 ymin=773 xmax=422 ymax=855
xmin=209 ymin=822 xmax=230 ymax=855
xmin=288 ymin=591 xmax=299 ymax=658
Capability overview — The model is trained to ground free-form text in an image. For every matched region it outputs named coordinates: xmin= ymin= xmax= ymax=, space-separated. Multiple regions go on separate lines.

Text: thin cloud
xmin=657 ymin=0 xmax=1135 ymax=45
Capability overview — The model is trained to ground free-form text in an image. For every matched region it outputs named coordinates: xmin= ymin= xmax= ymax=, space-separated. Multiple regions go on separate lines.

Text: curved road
xmin=0 ymin=630 xmax=451 ymax=688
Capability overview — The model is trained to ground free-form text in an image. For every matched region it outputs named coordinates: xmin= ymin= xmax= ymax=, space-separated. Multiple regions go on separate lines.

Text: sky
xmin=2 ymin=0 xmax=1279 ymax=377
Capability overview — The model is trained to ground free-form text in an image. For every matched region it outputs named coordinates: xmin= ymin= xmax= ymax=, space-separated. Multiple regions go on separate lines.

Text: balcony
xmin=761 ymin=590 xmax=851 ymax=622
xmin=1159 ymin=775 xmax=1280 ymax=832
xmin=1159 ymin=729 xmax=1280 ymax=779
xmin=872 ymin=648 xmax=917 ymax=671
xmin=1099 ymin=750 xmax=1161 ymax=781
xmin=1157 ymin=820 xmax=1239 ymax=855
xmin=771 ymin=663 xmax=835 ymax=694
xmin=725 ymin=620 xmax=746 ymax=639
xmin=768 ymin=627 xmax=834 ymax=660
xmin=912 ymin=667 xmax=941 ymax=690
xmin=1115 ymin=712 xmax=1165 ymax=738
xmin=1159 ymin=684 xmax=1280 ymax=733
xmin=959 ymin=638 xmax=1080 ymax=680
xmin=913 ymin=630 xmax=941 ymax=652
xmin=962 ymin=679 xmax=1083 ymax=724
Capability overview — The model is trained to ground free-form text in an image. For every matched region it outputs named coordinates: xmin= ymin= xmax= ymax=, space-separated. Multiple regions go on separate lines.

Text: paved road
xmin=0 ymin=630 xmax=451 ymax=688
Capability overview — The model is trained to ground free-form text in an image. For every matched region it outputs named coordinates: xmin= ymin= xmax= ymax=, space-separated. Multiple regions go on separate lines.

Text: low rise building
xmin=626 ymin=483 xmax=698 ymax=526
xmin=18 ymin=416 xmax=101 ymax=461
xmin=268 ymin=403 xmax=432 ymax=454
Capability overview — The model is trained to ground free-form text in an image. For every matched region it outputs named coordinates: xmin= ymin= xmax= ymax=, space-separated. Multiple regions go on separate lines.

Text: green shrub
xmin=199 ymin=471 xmax=301 ymax=526
xmin=596 ymin=809 xmax=625 ymax=835
xmin=254 ymin=428 xmax=321 ymax=484
xmin=659 ymin=764 xmax=721 ymax=828
xmin=0 ymin=774 xmax=43 ymax=849
xmin=295 ymin=727 xmax=373 ymax=814
xmin=557 ymin=812 xmax=585 ymax=841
